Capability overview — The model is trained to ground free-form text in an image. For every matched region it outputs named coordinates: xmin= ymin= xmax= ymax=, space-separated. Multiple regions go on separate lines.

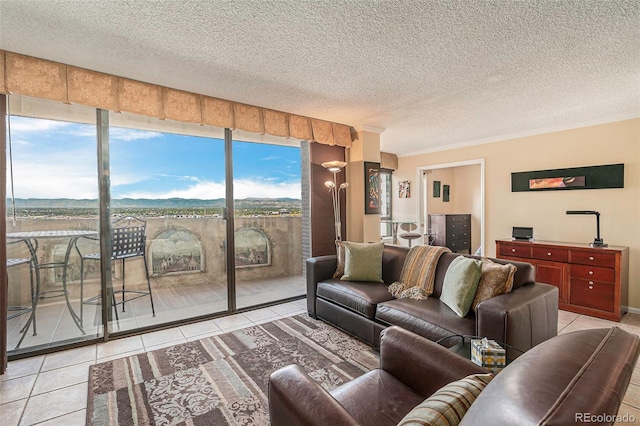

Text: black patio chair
xmin=77 ymin=216 xmax=155 ymax=325
xmin=7 ymin=240 xmax=38 ymax=349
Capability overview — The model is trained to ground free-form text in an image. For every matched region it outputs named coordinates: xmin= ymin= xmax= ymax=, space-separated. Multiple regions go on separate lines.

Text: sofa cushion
xmin=471 ymin=259 xmax=516 ymax=313
xmin=330 ymin=369 xmax=423 ymax=426
xmin=376 ymin=298 xmax=475 ymax=343
xmin=317 ymin=280 xmax=394 ymax=319
xmin=341 ymin=241 xmax=384 ymax=282
xmin=440 ymin=257 xmax=482 ymax=317
xmin=397 ymin=373 xmax=493 ymax=426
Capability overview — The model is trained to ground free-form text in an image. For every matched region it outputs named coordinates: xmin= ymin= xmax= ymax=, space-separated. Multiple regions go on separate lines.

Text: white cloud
xmin=8 ymin=116 xmax=73 ymax=133
xmin=110 ymin=128 xmax=162 ymax=141
xmin=9 ymin=162 xmax=98 ymax=199
xmin=119 ymin=179 xmax=301 ymax=200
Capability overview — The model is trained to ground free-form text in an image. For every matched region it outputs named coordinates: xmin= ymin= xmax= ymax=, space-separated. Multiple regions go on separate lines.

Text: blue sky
xmin=6 ymin=116 xmax=302 ymax=200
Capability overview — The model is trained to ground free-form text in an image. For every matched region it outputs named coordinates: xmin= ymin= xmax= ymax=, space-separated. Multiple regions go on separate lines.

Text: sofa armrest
xmin=476 ymin=283 xmax=559 ymax=359
xmin=380 ymin=326 xmax=488 ymax=399
xmin=269 ymin=364 xmax=359 ymax=426
xmin=306 ymin=255 xmax=338 ymax=317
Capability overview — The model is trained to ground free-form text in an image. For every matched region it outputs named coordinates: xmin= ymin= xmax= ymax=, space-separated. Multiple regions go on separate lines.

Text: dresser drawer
xmin=446 ymin=221 xmax=469 ymax=232
xmin=532 ymin=247 xmax=569 ymax=262
xmin=446 ymin=229 xmax=470 ymax=240
xmin=448 ymin=239 xmax=470 ymax=251
xmin=498 ymin=243 xmax=532 ymax=259
xmin=571 ymin=264 xmax=615 ymax=282
xmin=446 ymin=215 xmax=469 ymax=222
xmin=570 ymin=250 xmax=616 ymax=268
xmin=570 ymin=278 xmax=614 ymax=312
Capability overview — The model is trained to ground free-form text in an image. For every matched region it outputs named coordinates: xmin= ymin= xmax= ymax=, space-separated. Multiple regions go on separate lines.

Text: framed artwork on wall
xmin=399 ymin=181 xmax=411 ymax=198
xmin=433 ymin=181 xmax=441 ymax=197
xmin=443 ymin=184 xmax=450 ymax=202
xmin=511 ymin=163 xmax=624 ymax=192
xmin=364 ymin=161 xmax=381 ymax=214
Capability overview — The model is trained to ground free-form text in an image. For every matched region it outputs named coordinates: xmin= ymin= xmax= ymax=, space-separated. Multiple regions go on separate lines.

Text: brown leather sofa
xmin=269 ymin=325 xmax=640 ymax=426
xmin=307 ymin=244 xmax=558 ymax=358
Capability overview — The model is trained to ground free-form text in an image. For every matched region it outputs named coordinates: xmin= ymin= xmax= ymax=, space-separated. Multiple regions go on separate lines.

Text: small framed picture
xmin=443 ymin=185 xmax=450 ymax=202
xmin=364 ymin=162 xmax=381 ymax=214
xmin=399 ymin=181 xmax=411 ymax=198
xmin=433 ymin=181 xmax=441 ymax=197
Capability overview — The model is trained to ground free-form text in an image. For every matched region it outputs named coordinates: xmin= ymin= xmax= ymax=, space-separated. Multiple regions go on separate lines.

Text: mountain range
xmin=6 ymin=198 xmax=301 ymax=208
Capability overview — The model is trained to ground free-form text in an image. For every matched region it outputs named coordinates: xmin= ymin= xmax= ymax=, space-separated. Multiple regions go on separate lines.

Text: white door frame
xmin=416 ymin=158 xmax=485 ymax=255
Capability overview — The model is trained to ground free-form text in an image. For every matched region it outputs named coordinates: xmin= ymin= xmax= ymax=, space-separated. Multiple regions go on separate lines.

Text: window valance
xmin=380 ymin=152 xmax=398 ymax=170
xmin=0 ymin=50 xmax=353 ymax=147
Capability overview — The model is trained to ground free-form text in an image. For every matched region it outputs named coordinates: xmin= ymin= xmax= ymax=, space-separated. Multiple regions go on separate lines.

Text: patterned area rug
xmin=86 ymin=314 xmax=380 ymax=425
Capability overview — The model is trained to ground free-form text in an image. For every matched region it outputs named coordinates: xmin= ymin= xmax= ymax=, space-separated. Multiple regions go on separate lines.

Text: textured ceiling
xmin=0 ymin=0 xmax=638 ymax=156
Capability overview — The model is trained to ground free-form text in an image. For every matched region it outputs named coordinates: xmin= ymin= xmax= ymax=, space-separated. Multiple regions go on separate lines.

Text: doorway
xmin=418 ymin=159 xmax=485 ymax=255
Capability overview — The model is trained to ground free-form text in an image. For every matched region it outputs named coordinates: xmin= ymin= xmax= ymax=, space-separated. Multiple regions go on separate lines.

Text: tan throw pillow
xmin=397 ymin=373 xmax=493 ymax=426
xmin=333 ymin=240 xmax=346 ymax=278
xmin=471 ymin=258 xmax=517 ymax=313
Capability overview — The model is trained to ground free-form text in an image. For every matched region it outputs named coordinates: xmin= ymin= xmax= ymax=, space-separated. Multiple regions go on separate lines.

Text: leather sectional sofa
xmin=269 ymin=325 xmax=640 ymax=425
xmin=307 ymin=244 xmax=559 ymax=358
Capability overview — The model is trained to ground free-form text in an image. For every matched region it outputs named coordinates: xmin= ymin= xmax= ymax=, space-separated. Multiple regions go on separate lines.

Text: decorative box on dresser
xmin=429 ymin=214 xmax=472 ymax=253
xmin=496 ymin=239 xmax=629 ymax=322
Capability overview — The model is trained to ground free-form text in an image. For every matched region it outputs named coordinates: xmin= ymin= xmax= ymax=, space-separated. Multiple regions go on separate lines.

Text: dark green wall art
xmin=511 ymin=164 xmax=624 ymax=192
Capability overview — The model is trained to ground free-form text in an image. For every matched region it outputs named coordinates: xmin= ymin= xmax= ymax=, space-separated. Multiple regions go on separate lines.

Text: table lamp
xmin=566 ymin=210 xmax=607 ymax=247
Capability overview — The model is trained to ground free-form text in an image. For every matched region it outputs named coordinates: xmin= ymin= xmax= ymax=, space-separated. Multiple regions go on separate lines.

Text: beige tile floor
xmin=2 ymin=305 xmax=640 ymax=425
xmin=6 ymin=275 xmax=305 ymax=352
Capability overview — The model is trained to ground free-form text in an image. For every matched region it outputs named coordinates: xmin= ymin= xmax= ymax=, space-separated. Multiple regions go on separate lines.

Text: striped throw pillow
xmin=397 ymin=374 xmax=493 ymax=426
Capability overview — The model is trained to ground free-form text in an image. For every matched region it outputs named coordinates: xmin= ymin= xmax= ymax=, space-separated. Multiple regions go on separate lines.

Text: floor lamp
xmin=322 ymin=161 xmax=349 ymax=241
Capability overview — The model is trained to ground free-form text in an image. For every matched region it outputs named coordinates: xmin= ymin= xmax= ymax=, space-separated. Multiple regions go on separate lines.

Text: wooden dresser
xmin=496 ymin=239 xmax=629 ymax=321
xmin=430 ymin=214 xmax=471 ymax=253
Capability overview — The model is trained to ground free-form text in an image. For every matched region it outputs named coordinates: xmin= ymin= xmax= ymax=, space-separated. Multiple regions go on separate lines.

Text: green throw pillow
xmin=440 ymin=256 xmax=482 ymax=317
xmin=397 ymin=374 xmax=493 ymax=426
xmin=341 ymin=241 xmax=384 ymax=283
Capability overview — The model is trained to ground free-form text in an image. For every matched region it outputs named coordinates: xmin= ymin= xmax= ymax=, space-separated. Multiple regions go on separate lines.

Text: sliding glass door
xmin=105 ymin=113 xmax=229 ymax=332
xmin=6 ymin=102 xmax=102 ymax=353
xmin=232 ymin=139 xmax=305 ymax=309
xmin=5 ymin=97 xmax=305 ymax=357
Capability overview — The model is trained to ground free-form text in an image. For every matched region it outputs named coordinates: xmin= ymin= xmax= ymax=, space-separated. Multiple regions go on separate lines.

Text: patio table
xmin=7 ymin=230 xmax=99 ymax=334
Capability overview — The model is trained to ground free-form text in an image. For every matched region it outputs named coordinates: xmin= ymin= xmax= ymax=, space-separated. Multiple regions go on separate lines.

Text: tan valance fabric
xmin=67 ymin=66 xmax=119 ymax=111
xmin=289 ymin=114 xmax=313 ymax=140
xmin=380 ymin=152 xmax=399 ymax=170
xmin=0 ymin=51 xmax=6 ymax=94
xmin=0 ymin=50 xmax=353 ymax=147
xmin=201 ymin=96 xmax=235 ymax=128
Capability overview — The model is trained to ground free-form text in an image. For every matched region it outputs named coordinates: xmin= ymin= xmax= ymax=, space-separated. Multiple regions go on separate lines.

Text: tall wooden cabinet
xmin=429 ymin=214 xmax=471 ymax=253
xmin=496 ymin=239 xmax=629 ymax=322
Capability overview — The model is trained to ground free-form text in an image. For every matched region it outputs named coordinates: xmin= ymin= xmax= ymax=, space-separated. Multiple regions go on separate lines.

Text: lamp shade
xmin=321 ymin=161 xmax=347 ymax=172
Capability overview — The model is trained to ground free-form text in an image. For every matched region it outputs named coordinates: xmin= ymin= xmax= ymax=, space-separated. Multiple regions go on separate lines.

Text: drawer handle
xmin=588 ymin=285 xmax=594 ymax=290
xmin=588 ymin=271 xmax=594 ymax=275
xmin=511 ymin=248 xmax=516 ymax=252
xmin=547 ymin=252 xmax=552 ymax=256
xmin=589 ymin=256 xmax=594 ymax=261
xmin=589 ymin=281 xmax=594 ymax=285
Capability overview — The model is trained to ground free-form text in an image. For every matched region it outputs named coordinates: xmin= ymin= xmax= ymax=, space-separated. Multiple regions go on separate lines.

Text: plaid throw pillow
xmin=397 ymin=374 xmax=493 ymax=426
xmin=389 ymin=245 xmax=451 ymax=299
